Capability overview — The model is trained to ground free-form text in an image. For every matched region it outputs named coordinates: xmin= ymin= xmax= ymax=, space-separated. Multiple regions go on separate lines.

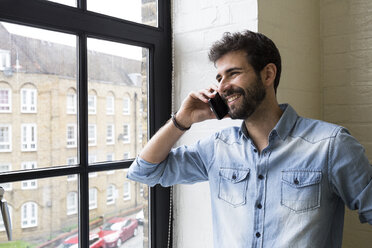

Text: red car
xmin=62 ymin=233 xmax=105 ymax=248
xmin=98 ymin=217 xmax=138 ymax=248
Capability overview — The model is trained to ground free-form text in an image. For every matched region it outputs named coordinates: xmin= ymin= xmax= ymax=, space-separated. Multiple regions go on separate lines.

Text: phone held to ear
xmin=208 ymin=92 xmax=228 ymax=120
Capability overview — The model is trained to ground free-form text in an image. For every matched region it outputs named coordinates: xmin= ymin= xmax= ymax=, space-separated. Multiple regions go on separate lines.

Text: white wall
xmin=172 ymin=0 xmax=258 ymax=247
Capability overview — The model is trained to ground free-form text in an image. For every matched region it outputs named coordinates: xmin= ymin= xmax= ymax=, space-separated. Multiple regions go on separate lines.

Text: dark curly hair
xmin=208 ymin=30 xmax=281 ymax=93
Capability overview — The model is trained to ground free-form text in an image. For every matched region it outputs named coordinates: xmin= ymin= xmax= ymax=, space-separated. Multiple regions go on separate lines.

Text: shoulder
xmin=291 ymin=116 xmax=345 ymax=143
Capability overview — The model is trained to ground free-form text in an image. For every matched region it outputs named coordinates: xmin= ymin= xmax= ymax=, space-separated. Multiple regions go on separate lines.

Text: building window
xmin=122 ymin=124 xmax=130 ymax=143
xmin=138 ymin=123 xmax=143 ymax=143
xmin=0 ymin=88 xmax=11 ymax=113
xmin=106 ymin=124 xmax=114 ymax=144
xmin=88 ymin=94 xmax=96 ymax=114
xmin=21 ymin=202 xmax=38 ymax=228
xmin=66 ymin=92 xmax=77 ymax=114
xmin=0 ymin=49 xmax=10 ymax=70
xmin=106 ymin=95 xmax=114 ymax=115
xmin=0 ymin=164 xmax=12 ymax=190
xmin=0 ymin=125 xmax=11 ymax=152
xmin=106 ymin=184 xmax=116 ymax=205
xmin=67 ymin=192 xmax=78 ymax=215
xmin=123 ymin=97 xmax=130 ymax=115
xmin=88 ymin=124 xmax=96 ymax=146
xmin=21 ymin=162 xmax=37 ymax=189
xmin=21 ymin=88 xmax=37 ymax=113
xmin=89 ymin=188 xmax=97 ymax=210
xmin=123 ymin=152 xmax=130 ymax=160
xmin=123 ymin=181 xmax=131 ymax=200
xmin=66 ymin=124 xmax=77 ymax=148
xmin=21 ymin=124 xmax=37 ymax=151
xmin=67 ymin=157 xmax=77 ymax=181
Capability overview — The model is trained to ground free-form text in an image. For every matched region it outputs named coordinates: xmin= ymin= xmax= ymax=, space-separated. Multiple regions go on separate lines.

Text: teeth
xmin=227 ymin=95 xmax=240 ymax=102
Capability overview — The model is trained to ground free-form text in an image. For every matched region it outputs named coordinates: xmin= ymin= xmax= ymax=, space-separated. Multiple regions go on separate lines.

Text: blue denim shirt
xmin=127 ymin=104 xmax=372 ymax=248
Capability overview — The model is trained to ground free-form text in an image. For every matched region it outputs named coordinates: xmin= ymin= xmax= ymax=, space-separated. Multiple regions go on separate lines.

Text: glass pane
xmin=89 ymin=169 xmax=149 ymax=247
xmin=87 ymin=0 xmax=158 ymax=27
xmin=0 ymin=175 xmax=79 ymax=247
xmin=0 ymin=22 xmax=78 ymax=170
xmin=46 ymin=0 xmax=77 ymax=7
xmin=87 ymin=38 xmax=148 ymax=164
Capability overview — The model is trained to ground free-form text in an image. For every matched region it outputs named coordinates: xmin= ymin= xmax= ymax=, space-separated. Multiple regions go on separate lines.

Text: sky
xmin=2 ymin=0 xmax=144 ymax=61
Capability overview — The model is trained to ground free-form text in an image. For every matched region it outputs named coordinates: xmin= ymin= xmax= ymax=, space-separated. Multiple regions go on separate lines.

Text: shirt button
xmin=257 ymin=203 xmax=262 ymax=209
xmin=256 ymin=232 xmax=261 ymax=238
xmin=232 ymin=174 xmax=236 ymax=180
xmin=258 ymin=175 xmax=264 ymax=180
xmin=253 ymin=149 xmax=258 ymax=153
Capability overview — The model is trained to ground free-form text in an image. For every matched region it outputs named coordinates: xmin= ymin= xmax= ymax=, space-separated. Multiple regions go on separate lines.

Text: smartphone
xmin=208 ymin=92 xmax=229 ymax=120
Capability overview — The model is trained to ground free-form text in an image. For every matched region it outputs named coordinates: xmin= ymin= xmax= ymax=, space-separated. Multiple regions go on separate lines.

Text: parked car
xmin=136 ymin=209 xmax=144 ymax=225
xmin=61 ymin=233 xmax=105 ymax=248
xmin=99 ymin=217 xmax=138 ymax=248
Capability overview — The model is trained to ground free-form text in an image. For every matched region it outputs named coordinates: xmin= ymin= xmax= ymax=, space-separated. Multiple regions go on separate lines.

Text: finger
xmin=190 ymin=91 xmax=209 ymax=103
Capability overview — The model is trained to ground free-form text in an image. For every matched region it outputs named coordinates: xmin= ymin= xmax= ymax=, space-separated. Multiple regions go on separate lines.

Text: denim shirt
xmin=127 ymin=104 xmax=372 ymax=248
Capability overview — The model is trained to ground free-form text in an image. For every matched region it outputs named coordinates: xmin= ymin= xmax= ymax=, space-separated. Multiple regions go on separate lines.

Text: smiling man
xmin=127 ymin=31 xmax=372 ymax=248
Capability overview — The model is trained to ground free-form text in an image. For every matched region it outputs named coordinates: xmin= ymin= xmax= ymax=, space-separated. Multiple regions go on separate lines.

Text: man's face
xmin=215 ymin=50 xmax=266 ymax=120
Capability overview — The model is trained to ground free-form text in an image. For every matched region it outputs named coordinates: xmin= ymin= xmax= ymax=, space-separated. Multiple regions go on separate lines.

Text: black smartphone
xmin=208 ymin=92 xmax=229 ymax=120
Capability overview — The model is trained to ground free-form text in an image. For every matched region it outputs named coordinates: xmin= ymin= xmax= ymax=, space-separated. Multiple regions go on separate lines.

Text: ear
xmin=260 ymin=63 xmax=277 ymax=88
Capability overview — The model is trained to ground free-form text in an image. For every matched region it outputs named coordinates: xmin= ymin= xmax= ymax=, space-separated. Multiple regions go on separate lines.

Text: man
xmin=127 ymin=31 xmax=372 ymax=247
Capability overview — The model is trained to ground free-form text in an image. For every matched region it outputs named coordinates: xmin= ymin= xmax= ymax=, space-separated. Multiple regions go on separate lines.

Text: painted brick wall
xmin=321 ymin=0 xmax=372 ymax=247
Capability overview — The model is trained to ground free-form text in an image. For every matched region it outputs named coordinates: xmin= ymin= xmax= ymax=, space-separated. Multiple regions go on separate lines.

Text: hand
xmin=175 ymin=85 xmax=220 ymax=127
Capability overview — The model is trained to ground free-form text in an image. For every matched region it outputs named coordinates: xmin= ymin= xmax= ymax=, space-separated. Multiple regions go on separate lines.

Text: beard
xmin=225 ymin=75 xmax=266 ymax=120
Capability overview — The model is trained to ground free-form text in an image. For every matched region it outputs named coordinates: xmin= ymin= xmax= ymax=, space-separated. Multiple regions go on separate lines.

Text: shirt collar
xmin=239 ymin=104 xmax=298 ymax=141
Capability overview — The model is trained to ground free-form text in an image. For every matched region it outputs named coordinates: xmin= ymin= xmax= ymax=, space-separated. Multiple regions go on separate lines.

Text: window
xmin=122 ymin=124 xmax=130 ymax=143
xmin=123 ymin=181 xmax=131 ymax=200
xmin=88 ymin=94 xmax=96 ymax=114
xmin=0 ymin=88 xmax=11 ymax=112
xmin=88 ymin=124 xmax=96 ymax=146
xmin=21 ymin=88 xmax=37 ymax=113
xmin=0 ymin=49 xmax=10 ymax=70
xmin=66 ymin=124 xmax=77 ymax=148
xmin=21 ymin=162 xmax=37 ymax=189
xmin=0 ymin=0 xmax=171 ymax=246
xmin=106 ymin=184 xmax=116 ymax=205
xmin=21 ymin=202 xmax=38 ymax=228
xmin=0 ymin=125 xmax=11 ymax=152
xmin=67 ymin=157 xmax=78 ymax=181
xmin=0 ymin=164 xmax=12 ymax=190
xmin=89 ymin=188 xmax=97 ymax=210
xmin=106 ymin=124 xmax=114 ymax=144
xmin=123 ymin=152 xmax=130 ymax=160
xmin=66 ymin=92 xmax=77 ymax=114
xmin=106 ymin=95 xmax=114 ymax=115
xmin=138 ymin=123 xmax=143 ymax=143
xmin=21 ymin=124 xmax=37 ymax=151
xmin=123 ymin=97 xmax=130 ymax=115
xmin=67 ymin=192 xmax=78 ymax=215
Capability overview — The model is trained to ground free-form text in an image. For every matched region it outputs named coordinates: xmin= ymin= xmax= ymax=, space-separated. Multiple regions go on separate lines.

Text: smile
xmin=226 ymin=94 xmax=241 ymax=103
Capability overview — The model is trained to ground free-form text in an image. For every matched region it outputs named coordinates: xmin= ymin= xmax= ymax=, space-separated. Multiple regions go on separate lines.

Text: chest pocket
xmin=281 ymin=170 xmax=322 ymax=213
xmin=218 ymin=168 xmax=250 ymax=207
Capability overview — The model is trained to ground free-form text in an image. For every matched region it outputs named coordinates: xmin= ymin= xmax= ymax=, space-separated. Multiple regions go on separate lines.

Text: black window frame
xmin=0 ymin=0 xmax=172 ymax=247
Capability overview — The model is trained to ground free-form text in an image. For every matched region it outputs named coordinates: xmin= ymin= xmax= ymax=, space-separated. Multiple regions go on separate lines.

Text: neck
xmin=244 ymin=99 xmax=283 ymax=152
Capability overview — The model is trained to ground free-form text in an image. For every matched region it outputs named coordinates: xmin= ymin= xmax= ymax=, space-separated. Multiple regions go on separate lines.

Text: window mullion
xmin=78 ymin=33 xmax=89 ymax=248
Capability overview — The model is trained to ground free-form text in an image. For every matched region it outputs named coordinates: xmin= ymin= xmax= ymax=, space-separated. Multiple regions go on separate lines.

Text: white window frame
xmin=106 ymin=124 xmax=115 ymax=144
xmin=67 ymin=157 xmax=78 ymax=181
xmin=106 ymin=95 xmax=114 ymax=115
xmin=21 ymin=88 xmax=37 ymax=113
xmin=88 ymin=124 xmax=96 ymax=146
xmin=89 ymin=188 xmax=97 ymax=210
xmin=0 ymin=49 xmax=11 ymax=71
xmin=21 ymin=202 xmax=38 ymax=228
xmin=66 ymin=124 xmax=77 ymax=148
xmin=0 ymin=125 xmax=11 ymax=152
xmin=66 ymin=92 xmax=77 ymax=114
xmin=21 ymin=161 xmax=38 ymax=189
xmin=67 ymin=191 xmax=78 ymax=215
xmin=138 ymin=123 xmax=143 ymax=143
xmin=21 ymin=124 xmax=37 ymax=151
xmin=88 ymin=95 xmax=96 ymax=114
xmin=123 ymin=97 xmax=130 ymax=115
xmin=0 ymin=164 xmax=12 ymax=190
xmin=0 ymin=88 xmax=11 ymax=113
xmin=106 ymin=184 xmax=116 ymax=205
xmin=122 ymin=124 xmax=130 ymax=144
xmin=123 ymin=181 xmax=131 ymax=200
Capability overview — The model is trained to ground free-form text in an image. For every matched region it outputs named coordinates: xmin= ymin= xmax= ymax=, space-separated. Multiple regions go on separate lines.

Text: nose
xmin=218 ymin=77 xmax=230 ymax=94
